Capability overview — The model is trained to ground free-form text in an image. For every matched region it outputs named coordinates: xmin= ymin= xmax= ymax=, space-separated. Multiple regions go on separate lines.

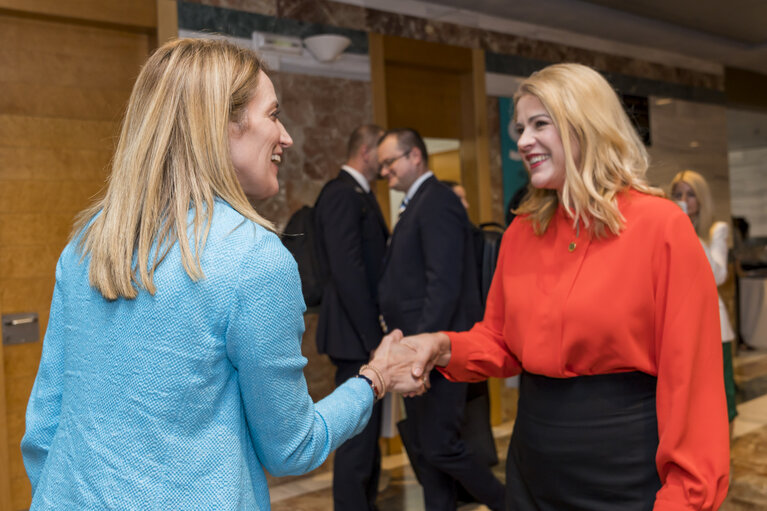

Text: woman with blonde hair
xmin=396 ymin=63 xmax=729 ymax=509
xmin=21 ymin=38 xmax=420 ymax=509
xmin=671 ymin=169 xmax=738 ymax=429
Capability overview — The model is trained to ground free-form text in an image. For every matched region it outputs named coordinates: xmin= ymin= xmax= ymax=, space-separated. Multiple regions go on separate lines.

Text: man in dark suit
xmin=377 ymin=129 xmax=505 ymax=511
xmin=314 ymin=124 xmax=388 ymax=511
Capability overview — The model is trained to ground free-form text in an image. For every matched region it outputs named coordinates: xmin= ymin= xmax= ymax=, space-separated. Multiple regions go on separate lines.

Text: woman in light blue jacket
xmin=21 ymin=38 xmax=419 ymax=510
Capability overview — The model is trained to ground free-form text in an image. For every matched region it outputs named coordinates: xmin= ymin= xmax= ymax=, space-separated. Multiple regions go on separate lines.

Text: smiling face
xmin=228 ymin=71 xmax=293 ymax=200
xmin=514 ymin=94 xmax=580 ymax=193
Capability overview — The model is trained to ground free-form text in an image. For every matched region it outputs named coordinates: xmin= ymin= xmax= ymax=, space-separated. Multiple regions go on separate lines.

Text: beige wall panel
xmin=0 ymin=83 xmax=133 ymax=121
xmin=0 ymin=339 xmax=8 ymax=510
xmin=463 ymin=49 xmax=492 ymax=225
xmin=0 ymin=15 xmax=151 ymax=61
xmin=0 ymin=11 xmax=150 ymax=508
xmin=0 ymin=147 xmax=111 ymax=182
xmin=385 ymin=65 xmax=462 ymax=140
xmin=486 ymin=96 xmax=505 ymax=225
xmin=0 ymin=115 xmax=119 ymax=150
xmin=431 ymin=150 xmax=462 ymax=183
xmin=4 ymin=377 xmax=35 ymax=425
xmin=0 ymin=48 xmax=143 ymax=90
xmin=0 ymin=245 xmax=61 ymax=280
xmin=368 ymin=33 xmax=391 ymax=226
xmin=7 ymin=418 xmax=28 ymax=470
xmin=0 ymin=277 xmax=54 ymax=316
xmin=382 ymin=34 xmax=472 ymax=73
xmin=0 ymin=213 xmax=76 ymax=247
xmin=0 ymin=0 xmax=156 ymax=30
xmin=0 ymin=181 xmax=103 ymax=214
xmin=3 ymin=343 xmax=44 ymax=381
xmin=157 ymin=0 xmax=179 ymax=45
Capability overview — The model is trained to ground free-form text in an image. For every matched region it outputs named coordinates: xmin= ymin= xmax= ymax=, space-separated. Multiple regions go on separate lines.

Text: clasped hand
xmin=367 ymin=330 xmax=452 ymax=398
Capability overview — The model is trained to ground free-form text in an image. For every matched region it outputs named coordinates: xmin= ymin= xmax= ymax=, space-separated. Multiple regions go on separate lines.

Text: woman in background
xmin=398 ymin=63 xmax=729 ymax=510
xmin=21 ymin=38 xmax=419 ymax=510
xmin=671 ymin=169 xmax=738 ymax=431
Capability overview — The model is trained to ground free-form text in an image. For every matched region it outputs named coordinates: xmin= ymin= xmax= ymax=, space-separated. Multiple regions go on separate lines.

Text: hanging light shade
xmin=303 ymin=34 xmax=351 ymax=62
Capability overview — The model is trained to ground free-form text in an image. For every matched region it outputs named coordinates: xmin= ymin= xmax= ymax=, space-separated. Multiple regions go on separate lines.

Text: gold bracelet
xmin=360 ymin=364 xmax=386 ymax=398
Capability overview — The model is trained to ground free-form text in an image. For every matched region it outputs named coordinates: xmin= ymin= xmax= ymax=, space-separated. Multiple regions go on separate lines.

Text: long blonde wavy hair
xmin=670 ymin=170 xmax=714 ymax=241
xmin=513 ymin=63 xmax=662 ymax=237
xmin=73 ymin=38 xmax=274 ymax=300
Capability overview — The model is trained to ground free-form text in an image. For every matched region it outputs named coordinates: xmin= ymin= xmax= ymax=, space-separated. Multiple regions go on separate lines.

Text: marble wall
xmin=729 ymin=147 xmax=767 ymax=238
xmin=647 ymin=97 xmax=731 ymax=223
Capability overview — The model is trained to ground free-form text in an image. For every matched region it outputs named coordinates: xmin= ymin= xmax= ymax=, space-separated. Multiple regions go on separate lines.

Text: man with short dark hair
xmin=314 ymin=124 xmax=388 ymax=511
xmin=377 ymin=128 xmax=505 ymax=511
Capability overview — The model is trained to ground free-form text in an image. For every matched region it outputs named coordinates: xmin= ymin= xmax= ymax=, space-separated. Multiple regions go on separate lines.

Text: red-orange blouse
xmin=441 ymin=189 xmax=729 ymax=510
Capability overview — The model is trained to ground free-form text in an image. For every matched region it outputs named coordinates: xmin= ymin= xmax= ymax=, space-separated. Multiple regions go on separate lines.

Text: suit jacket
xmin=378 ymin=175 xmax=482 ymax=336
xmin=315 ymin=170 xmax=389 ymax=360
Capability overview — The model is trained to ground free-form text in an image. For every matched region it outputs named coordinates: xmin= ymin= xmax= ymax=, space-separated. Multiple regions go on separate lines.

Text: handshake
xmin=359 ymin=330 xmax=453 ymax=399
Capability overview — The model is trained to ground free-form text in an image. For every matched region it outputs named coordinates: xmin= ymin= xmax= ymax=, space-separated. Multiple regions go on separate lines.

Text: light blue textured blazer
xmin=21 ymin=201 xmax=374 ymax=510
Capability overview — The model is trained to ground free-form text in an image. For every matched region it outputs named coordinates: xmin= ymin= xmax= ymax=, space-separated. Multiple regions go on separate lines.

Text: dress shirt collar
xmin=341 ymin=165 xmax=370 ymax=193
xmin=404 ymin=170 xmax=434 ymax=202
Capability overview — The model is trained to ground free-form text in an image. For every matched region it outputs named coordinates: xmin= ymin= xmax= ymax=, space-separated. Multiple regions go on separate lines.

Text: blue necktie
xmin=398 ymin=197 xmax=409 ymax=216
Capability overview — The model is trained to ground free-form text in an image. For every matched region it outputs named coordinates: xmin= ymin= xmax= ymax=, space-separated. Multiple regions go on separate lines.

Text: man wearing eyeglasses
xmin=314 ymin=124 xmax=389 ymax=511
xmin=376 ymin=129 xmax=505 ymax=511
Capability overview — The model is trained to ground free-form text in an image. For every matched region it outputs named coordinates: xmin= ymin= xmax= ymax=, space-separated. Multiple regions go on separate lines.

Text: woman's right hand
xmin=365 ymin=330 xmax=452 ymax=398
xmin=365 ymin=329 xmax=426 ymax=398
xmin=401 ymin=332 xmax=452 ymax=381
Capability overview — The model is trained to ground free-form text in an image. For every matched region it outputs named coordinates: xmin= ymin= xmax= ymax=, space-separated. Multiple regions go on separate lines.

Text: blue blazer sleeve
xmin=225 ymin=231 xmax=374 ymax=476
xmin=21 ymin=256 xmax=66 ymax=494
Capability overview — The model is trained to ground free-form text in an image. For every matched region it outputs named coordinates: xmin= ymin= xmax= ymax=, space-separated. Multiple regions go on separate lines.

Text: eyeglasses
xmin=378 ymin=150 xmax=411 ymax=170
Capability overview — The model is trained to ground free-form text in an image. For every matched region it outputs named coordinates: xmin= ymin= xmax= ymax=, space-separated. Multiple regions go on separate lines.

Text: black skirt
xmin=506 ymin=371 xmax=661 ymax=511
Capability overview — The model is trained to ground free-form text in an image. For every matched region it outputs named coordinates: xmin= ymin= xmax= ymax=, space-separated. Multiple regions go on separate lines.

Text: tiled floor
xmin=269 ymin=349 xmax=767 ymax=511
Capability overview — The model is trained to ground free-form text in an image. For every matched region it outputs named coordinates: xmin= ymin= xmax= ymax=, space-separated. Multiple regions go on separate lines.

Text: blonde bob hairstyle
xmin=670 ymin=170 xmax=714 ymax=241
xmin=73 ymin=38 xmax=274 ymax=300
xmin=513 ymin=63 xmax=662 ymax=237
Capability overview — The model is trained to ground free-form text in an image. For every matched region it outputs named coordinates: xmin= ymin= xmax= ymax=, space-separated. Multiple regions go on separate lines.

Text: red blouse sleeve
xmin=652 ymin=212 xmax=729 ymax=510
xmin=440 ymin=229 xmax=522 ymax=381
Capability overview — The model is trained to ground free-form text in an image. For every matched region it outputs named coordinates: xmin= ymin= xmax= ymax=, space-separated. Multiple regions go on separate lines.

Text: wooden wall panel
xmin=0 ymin=337 xmax=8 ymax=511
xmin=370 ymin=34 xmax=503 ymax=433
xmin=431 ymin=150 xmax=462 ymax=183
xmin=385 ymin=64 xmax=462 ymax=140
xmin=0 ymin=0 xmax=156 ymax=31
xmin=0 ymin=11 xmax=150 ymax=510
xmin=368 ymin=33 xmax=391 ymax=227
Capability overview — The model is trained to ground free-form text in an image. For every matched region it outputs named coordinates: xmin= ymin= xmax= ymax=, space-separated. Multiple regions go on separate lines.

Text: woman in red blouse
xmin=398 ymin=63 xmax=730 ymax=510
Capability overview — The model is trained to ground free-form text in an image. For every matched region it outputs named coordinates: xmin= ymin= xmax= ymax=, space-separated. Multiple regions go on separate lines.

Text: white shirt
xmin=404 ymin=170 xmax=434 ymax=202
xmin=341 ymin=165 xmax=370 ymax=193
xmin=700 ymin=221 xmax=736 ymax=342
